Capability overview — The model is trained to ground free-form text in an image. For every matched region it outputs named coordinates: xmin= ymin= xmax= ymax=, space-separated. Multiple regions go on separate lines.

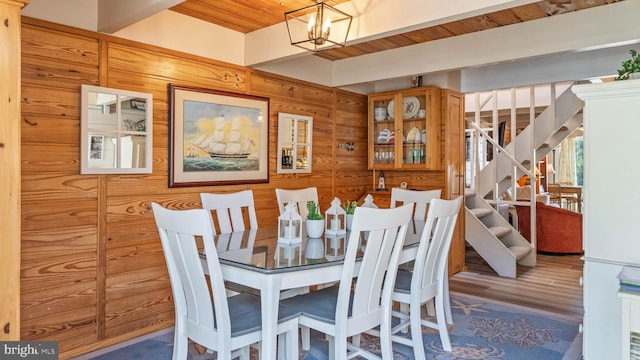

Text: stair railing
xmin=469 ymin=122 xmax=537 ymax=250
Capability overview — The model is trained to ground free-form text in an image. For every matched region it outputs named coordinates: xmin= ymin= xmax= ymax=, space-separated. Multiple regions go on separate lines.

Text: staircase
xmin=465 ymin=83 xmax=584 ymax=277
xmin=465 ymin=191 xmax=534 ymax=278
xmin=476 ymin=86 xmax=584 ymax=199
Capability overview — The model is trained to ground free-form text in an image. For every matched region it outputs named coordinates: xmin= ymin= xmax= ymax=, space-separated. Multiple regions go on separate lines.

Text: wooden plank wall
xmin=19 ymin=18 xmax=371 ymax=358
xmin=21 ymin=21 xmax=102 ymax=354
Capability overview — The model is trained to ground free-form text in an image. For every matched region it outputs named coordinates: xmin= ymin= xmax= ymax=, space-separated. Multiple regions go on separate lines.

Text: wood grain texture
xmin=21 ymin=25 xmax=99 ymax=66
xmin=21 ymin=225 xmax=96 ymax=256
xmin=443 ymin=90 xmax=466 ymax=274
xmin=21 ymin=115 xmax=82 ymax=145
xmin=21 ymin=280 xmax=97 ymax=320
xmin=21 ymin=250 xmax=96 ymax=291
xmin=19 ymin=20 xmax=100 ymax=352
xmin=21 ymin=173 xmax=97 ymax=201
xmin=22 ymin=198 xmax=97 ymax=231
xmin=1 ymin=0 xmax=26 ymax=342
xmin=22 ymin=85 xmax=79 ymax=118
xmin=108 ymin=44 xmax=247 ymax=93
xmin=169 ymin=0 xmax=352 ymax=34
xmin=22 ymin=57 xmax=99 ymax=89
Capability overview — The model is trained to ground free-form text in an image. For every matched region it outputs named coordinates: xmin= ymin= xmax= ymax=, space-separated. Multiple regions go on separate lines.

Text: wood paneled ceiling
xmin=171 ymin=0 xmax=621 ymax=61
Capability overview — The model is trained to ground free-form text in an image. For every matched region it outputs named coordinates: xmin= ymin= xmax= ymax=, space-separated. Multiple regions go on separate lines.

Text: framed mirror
xmin=277 ymin=113 xmax=312 ymax=174
xmin=81 ymin=85 xmax=153 ymax=174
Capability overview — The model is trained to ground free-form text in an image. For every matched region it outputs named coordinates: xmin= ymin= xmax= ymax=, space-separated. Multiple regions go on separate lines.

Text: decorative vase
xmin=305 ymin=219 xmax=324 ymax=238
xmin=346 ymin=214 xmax=354 ymax=231
xmin=305 ymin=237 xmax=324 ymax=261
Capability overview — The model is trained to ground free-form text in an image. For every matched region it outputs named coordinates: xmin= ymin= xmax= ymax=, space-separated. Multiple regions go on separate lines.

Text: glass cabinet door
xmin=368 ymin=87 xmax=441 ymax=171
xmin=398 ymin=90 xmax=428 ymax=167
xmin=370 ymin=94 xmax=398 ymax=169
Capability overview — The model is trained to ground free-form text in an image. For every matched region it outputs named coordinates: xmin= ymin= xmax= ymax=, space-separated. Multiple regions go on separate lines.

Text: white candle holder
xmin=278 ymin=201 xmax=302 ymax=244
xmin=324 ymin=197 xmax=346 ymax=235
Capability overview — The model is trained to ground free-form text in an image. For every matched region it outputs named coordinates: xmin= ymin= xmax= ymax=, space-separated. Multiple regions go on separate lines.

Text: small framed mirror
xmin=277 ymin=113 xmax=312 ymax=174
xmin=81 ymin=85 xmax=153 ymax=174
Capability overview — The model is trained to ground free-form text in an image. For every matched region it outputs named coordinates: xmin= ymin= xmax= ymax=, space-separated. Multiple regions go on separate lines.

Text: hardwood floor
xmin=450 ymin=247 xmax=584 ymax=318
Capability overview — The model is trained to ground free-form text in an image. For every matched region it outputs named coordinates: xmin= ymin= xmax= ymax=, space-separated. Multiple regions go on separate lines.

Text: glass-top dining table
xmin=201 ymin=220 xmax=426 ymax=359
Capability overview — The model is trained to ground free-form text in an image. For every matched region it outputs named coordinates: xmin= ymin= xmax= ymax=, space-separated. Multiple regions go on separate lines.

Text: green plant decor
xmin=616 ymin=49 xmax=640 ymax=80
xmin=342 ymin=200 xmax=357 ymax=215
xmin=306 ymin=201 xmax=324 ymax=220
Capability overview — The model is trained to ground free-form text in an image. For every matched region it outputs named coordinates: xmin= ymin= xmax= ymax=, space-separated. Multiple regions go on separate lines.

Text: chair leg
xmin=425 ymin=299 xmax=436 ymax=316
xmin=327 ymin=334 xmax=350 ymax=360
xmin=277 ymin=329 xmax=298 ymax=360
xmin=238 ymin=346 xmax=251 ymax=360
xmin=173 ymin=328 xmax=189 ymax=360
xmin=288 ymin=329 xmax=299 ymax=360
xmin=327 ymin=335 xmax=336 ymax=360
xmin=410 ymin=301 xmax=426 ymax=360
xmin=443 ymin=278 xmax=453 ymax=326
xmin=300 ymin=325 xmax=310 ymax=350
xmin=399 ymin=302 xmax=410 ymax=333
xmin=379 ymin=316 xmax=395 ymax=360
xmin=435 ymin=294 xmax=452 ymax=352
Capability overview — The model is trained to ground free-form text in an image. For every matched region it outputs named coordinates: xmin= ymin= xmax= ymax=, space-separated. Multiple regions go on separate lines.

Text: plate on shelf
xmin=406 ymin=127 xmax=420 ymax=142
xmin=387 ymin=97 xmax=421 ymax=119
xmin=402 ymin=97 xmax=420 ymax=119
xmin=387 ymin=101 xmax=395 ymax=119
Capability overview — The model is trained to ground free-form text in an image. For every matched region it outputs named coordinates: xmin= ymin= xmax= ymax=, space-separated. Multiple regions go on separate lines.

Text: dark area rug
xmin=80 ymin=292 xmax=581 ymax=359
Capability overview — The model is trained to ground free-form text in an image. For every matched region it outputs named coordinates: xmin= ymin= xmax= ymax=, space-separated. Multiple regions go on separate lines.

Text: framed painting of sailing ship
xmin=168 ymin=84 xmax=269 ymax=187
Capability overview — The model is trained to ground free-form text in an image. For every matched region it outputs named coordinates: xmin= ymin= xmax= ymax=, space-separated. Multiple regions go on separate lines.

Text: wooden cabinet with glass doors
xmin=368 ymin=87 xmax=441 ymax=170
xmin=367 ymin=87 xmax=466 ymax=275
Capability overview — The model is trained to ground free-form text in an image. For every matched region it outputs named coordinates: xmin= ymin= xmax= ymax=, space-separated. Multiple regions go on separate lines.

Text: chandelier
xmin=285 ymin=1 xmax=352 ymax=52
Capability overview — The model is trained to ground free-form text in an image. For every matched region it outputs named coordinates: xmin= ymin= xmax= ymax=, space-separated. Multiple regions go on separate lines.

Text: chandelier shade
xmin=285 ymin=1 xmax=352 ymax=52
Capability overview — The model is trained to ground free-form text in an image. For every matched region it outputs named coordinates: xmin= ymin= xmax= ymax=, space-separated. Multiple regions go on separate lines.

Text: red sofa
xmin=515 ymin=202 xmax=583 ymax=254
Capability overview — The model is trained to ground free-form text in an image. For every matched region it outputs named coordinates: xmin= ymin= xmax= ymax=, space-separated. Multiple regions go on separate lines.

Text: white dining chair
xmin=390 ymin=187 xmax=442 ymax=220
xmin=383 ymin=196 xmax=462 ymax=358
xmin=391 ymin=188 xmax=446 ymax=317
xmin=151 ymin=203 xmax=298 ymax=360
xmin=275 ymin=187 xmax=319 ymax=219
xmin=275 ymin=186 xmax=321 ymax=348
xmin=200 ymin=189 xmax=258 ymax=234
xmin=280 ymin=203 xmax=414 ymax=359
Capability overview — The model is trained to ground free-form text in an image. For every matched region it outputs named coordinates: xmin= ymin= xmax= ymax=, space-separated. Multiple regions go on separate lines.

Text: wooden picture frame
xmin=169 ymin=84 xmax=269 ymax=187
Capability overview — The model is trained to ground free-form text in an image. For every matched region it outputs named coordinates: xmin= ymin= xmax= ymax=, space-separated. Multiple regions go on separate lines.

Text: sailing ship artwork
xmin=169 ymin=84 xmax=268 ymax=187
xmin=182 ymin=99 xmax=261 ymax=172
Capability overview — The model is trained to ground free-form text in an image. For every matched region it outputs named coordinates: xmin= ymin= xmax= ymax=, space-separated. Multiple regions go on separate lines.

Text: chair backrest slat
xmin=390 ymin=188 xmax=442 ymax=220
xmin=201 ymin=190 xmax=258 ymax=234
xmin=275 ymin=187 xmax=319 ymax=219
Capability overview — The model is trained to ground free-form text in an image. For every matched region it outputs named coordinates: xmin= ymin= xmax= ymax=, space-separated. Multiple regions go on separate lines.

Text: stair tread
xmin=509 ymin=245 xmax=533 ymax=261
xmin=470 ymin=208 xmax=493 ymax=218
xmin=489 ymin=226 xmax=511 ymax=238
